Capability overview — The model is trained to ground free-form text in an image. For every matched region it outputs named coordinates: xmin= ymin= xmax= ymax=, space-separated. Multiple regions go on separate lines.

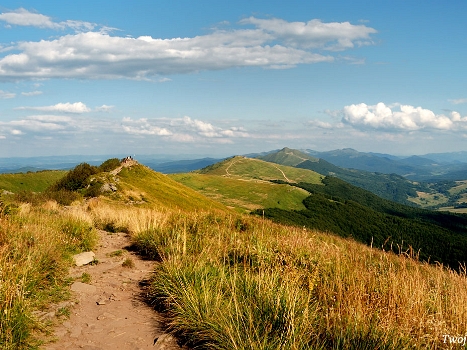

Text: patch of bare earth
xmin=43 ymin=229 xmax=184 ymax=350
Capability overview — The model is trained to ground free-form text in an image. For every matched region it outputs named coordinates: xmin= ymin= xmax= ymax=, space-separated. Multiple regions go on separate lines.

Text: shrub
xmin=45 ymin=189 xmax=81 ymax=206
xmin=98 ymin=158 xmax=121 ymax=172
xmin=82 ymin=180 xmax=103 ymax=198
xmin=50 ymin=163 xmax=99 ymax=192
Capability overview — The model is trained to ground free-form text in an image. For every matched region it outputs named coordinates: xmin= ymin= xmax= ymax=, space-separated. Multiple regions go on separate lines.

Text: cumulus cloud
xmin=0 ymin=90 xmax=15 ymax=99
xmin=342 ymin=102 xmax=467 ymax=131
xmin=0 ymin=8 xmax=96 ymax=31
xmin=0 ymin=13 xmax=376 ymax=81
xmin=16 ymin=102 xmax=91 ymax=113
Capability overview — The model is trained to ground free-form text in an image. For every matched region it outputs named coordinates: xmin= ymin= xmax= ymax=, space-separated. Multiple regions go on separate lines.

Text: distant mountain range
xmin=302 ymin=148 xmax=467 ymax=181
xmin=2 ymin=148 xmax=467 ymax=182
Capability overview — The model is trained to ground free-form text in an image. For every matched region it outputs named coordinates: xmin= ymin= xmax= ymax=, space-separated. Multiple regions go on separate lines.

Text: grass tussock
xmin=124 ymin=210 xmax=467 ymax=349
xmin=0 ymin=201 xmax=98 ymax=349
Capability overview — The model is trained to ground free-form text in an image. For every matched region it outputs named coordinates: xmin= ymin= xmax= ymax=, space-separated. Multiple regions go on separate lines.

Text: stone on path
xmin=70 ymin=282 xmax=97 ymax=294
xmin=73 ymin=251 xmax=96 ymax=266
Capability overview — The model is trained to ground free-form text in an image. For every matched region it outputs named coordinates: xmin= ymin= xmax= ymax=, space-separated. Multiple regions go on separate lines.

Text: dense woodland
xmin=296 ymin=159 xmax=428 ymax=206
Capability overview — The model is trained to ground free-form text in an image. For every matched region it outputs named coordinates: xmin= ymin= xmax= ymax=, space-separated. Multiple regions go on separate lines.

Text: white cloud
xmin=120 ymin=116 xmax=250 ymax=142
xmin=449 ymin=98 xmax=467 ymax=105
xmin=21 ymin=90 xmax=42 ymax=96
xmin=307 ymin=120 xmax=334 ymax=129
xmin=0 ymin=90 xmax=15 ymax=99
xmin=342 ymin=102 xmax=467 ymax=131
xmin=0 ymin=8 xmax=96 ymax=31
xmin=0 ymin=15 xmax=376 ymax=81
xmin=16 ymin=102 xmax=91 ymax=113
xmin=182 ymin=116 xmax=220 ymax=137
xmin=95 ymin=104 xmax=114 ymax=112
xmin=122 ymin=125 xmax=172 ymax=136
xmin=121 ymin=117 xmax=172 ymax=136
xmin=240 ymin=17 xmax=377 ymax=51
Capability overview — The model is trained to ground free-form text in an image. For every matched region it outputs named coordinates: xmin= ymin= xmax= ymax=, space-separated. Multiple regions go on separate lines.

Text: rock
xmin=100 ymin=183 xmax=118 ymax=192
xmin=70 ymin=282 xmax=97 ymax=294
xmin=73 ymin=251 xmax=96 ymax=266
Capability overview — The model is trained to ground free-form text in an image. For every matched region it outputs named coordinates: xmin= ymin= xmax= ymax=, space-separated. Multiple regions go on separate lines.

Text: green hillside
xmin=0 ymin=170 xmax=67 ymax=193
xmin=109 ymin=163 xmax=227 ymax=212
xmin=257 ymin=147 xmax=318 ymax=166
xmin=171 ymin=155 xmax=322 ymax=212
xmin=199 ymin=155 xmax=322 ymax=184
xmin=170 ymin=172 xmax=310 ymax=211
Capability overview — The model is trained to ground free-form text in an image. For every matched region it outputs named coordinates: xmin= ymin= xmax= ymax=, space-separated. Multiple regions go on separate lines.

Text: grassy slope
xmin=171 ymin=156 xmax=321 ymax=212
xmin=131 ymin=210 xmax=467 ymax=349
xmin=199 ymin=156 xmax=322 ymax=183
xmin=113 ymin=164 xmax=227 ymax=212
xmin=170 ymin=173 xmax=310 ymax=211
xmin=0 ymin=170 xmax=67 ymax=193
xmin=4 ymin=160 xmax=467 ymax=348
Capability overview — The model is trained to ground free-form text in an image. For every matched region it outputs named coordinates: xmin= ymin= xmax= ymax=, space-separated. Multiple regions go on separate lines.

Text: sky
xmin=0 ymin=0 xmax=466 ymax=158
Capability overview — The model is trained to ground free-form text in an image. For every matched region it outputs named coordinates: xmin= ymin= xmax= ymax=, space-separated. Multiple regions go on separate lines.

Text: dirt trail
xmin=44 ymin=229 xmax=183 ymax=350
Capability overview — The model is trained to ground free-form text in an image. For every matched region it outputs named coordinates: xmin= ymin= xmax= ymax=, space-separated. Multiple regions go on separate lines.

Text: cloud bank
xmin=0 ymin=10 xmax=377 ymax=81
xmin=342 ymin=102 xmax=467 ymax=131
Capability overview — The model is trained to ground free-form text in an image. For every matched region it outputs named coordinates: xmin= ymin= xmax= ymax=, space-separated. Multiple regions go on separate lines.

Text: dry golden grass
xmin=3 ymin=195 xmax=467 ymax=349
xmin=102 ymin=204 xmax=467 ymax=349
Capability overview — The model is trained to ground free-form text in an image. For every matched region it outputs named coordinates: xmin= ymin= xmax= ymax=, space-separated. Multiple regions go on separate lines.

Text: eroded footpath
xmin=44 ymin=229 xmax=183 ymax=350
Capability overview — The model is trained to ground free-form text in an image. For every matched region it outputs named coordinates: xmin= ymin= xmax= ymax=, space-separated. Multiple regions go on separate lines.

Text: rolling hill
xmin=198 ymin=155 xmax=322 ymax=183
xmin=170 ymin=155 xmax=322 ymax=212
xmin=257 ymin=148 xmax=426 ymax=206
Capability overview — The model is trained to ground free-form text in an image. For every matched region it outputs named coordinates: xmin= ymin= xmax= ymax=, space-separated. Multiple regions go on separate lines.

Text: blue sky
xmin=0 ymin=0 xmax=466 ymax=158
